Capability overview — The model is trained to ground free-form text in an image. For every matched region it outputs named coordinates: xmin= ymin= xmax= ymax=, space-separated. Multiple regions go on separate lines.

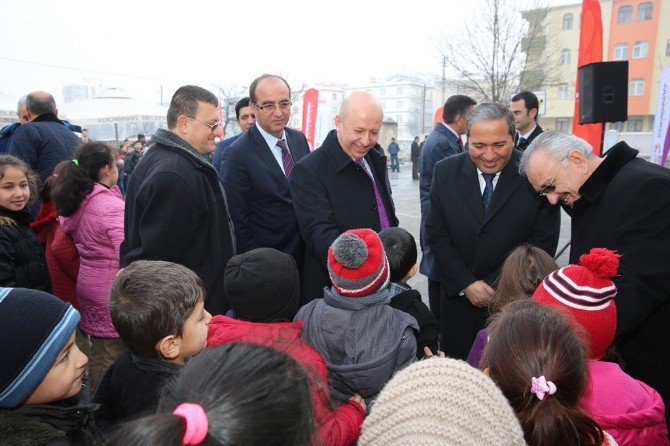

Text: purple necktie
xmin=355 ymin=158 xmax=390 ymax=229
xmin=276 ymin=139 xmax=294 ymax=178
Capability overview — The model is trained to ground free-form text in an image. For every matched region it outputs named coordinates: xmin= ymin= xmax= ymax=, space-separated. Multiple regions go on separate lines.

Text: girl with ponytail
xmin=51 ymin=142 xmax=126 ymax=389
xmin=481 ymin=300 xmax=613 ymax=446
xmin=108 ymin=343 xmax=314 ymax=446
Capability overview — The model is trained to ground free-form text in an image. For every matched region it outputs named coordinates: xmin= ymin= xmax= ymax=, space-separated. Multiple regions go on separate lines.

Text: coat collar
xmin=31 ymin=113 xmax=62 ymax=124
xmin=579 ymin=142 xmax=638 ymax=204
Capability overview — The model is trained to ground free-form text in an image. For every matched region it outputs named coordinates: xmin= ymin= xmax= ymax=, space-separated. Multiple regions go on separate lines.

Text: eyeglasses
xmin=188 ymin=116 xmax=222 ymax=133
xmin=253 ymin=101 xmax=292 ymax=112
xmin=538 ymin=158 xmax=567 ymax=197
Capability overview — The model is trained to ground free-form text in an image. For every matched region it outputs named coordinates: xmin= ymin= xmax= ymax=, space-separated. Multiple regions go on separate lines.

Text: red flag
xmin=434 ymin=107 xmax=443 ymax=126
xmin=302 ymin=89 xmax=319 ymax=150
xmin=572 ymin=0 xmax=603 ymax=154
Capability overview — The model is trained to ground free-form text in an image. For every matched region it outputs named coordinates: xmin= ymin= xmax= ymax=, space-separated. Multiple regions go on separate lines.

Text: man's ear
xmin=334 ymin=115 xmax=342 ymax=130
xmin=156 ymin=335 xmax=180 ymax=361
xmin=567 ymin=149 xmax=588 ymax=171
xmin=529 ymin=107 xmax=538 ymax=120
xmin=175 ymin=115 xmax=191 ymax=135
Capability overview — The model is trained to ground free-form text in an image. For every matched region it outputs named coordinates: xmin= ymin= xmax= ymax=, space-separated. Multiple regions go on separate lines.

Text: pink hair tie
xmin=173 ymin=403 xmax=209 ymax=445
xmin=530 ymin=376 xmax=557 ymax=401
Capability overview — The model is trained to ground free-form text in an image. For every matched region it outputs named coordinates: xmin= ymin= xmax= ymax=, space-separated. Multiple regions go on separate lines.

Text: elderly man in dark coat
xmin=290 ymin=91 xmax=398 ymax=303
xmin=521 ymin=131 xmax=670 ymax=424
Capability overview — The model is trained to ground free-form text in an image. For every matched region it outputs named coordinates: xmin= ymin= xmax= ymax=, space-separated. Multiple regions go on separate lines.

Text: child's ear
xmin=403 ymin=264 xmax=418 ymax=282
xmin=156 ymin=335 xmax=180 ymax=361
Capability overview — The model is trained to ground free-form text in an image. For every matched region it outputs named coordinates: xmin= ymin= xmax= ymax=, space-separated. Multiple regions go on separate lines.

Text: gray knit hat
xmin=359 ymin=357 xmax=527 ymax=445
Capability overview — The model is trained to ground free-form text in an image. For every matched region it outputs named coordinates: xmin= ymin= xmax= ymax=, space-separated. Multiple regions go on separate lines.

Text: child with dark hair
xmin=108 ymin=343 xmax=315 ymax=446
xmin=0 ymin=287 xmax=100 ymax=444
xmin=93 ymin=260 xmax=212 ymax=437
xmin=379 ymin=227 xmax=438 ymax=358
xmin=295 ymin=229 xmax=418 ymax=407
xmin=467 ymin=244 xmax=557 ymax=367
xmin=208 ymin=247 xmax=366 ymax=445
xmin=482 ymin=300 xmax=614 ymax=445
xmin=30 ymin=160 xmax=80 ymax=307
xmin=51 ymin=142 xmax=126 ymax=387
xmin=0 ymin=155 xmax=50 ymax=290
xmin=531 ymin=248 xmax=669 ymax=445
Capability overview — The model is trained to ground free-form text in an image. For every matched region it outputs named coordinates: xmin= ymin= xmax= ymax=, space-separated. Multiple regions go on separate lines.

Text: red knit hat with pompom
xmin=531 ymin=247 xmax=620 ymax=359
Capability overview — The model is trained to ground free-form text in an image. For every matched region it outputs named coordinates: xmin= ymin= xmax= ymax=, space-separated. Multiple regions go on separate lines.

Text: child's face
xmin=0 ymin=166 xmax=30 ymax=211
xmin=25 ymin=331 xmax=88 ymax=405
xmin=176 ymin=300 xmax=212 ymax=364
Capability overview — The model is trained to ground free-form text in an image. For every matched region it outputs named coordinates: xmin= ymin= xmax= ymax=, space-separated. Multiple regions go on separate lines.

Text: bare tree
xmin=436 ymin=0 xmax=555 ymax=102
xmin=211 ymin=83 xmax=247 ymax=137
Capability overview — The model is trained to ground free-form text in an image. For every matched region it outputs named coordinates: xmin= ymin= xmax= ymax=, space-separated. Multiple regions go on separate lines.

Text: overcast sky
xmin=0 ymin=0 xmax=578 ymax=108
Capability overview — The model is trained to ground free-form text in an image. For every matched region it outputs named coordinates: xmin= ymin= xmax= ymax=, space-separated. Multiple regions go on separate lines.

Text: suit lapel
xmin=459 ymin=156 xmax=485 ymax=223
xmin=481 ymin=152 xmax=522 ymax=227
xmin=250 ymin=126 xmax=287 ymax=180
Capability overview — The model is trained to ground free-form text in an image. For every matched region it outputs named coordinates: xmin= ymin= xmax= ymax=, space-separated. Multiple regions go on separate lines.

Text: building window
xmin=396 ymin=87 xmax=403 ymax=95
xmin=613 ymin=43 xmax=628 ymax=60
xmin=397 ymin=115 xmax=404 ymax=123
xmin=556 ymin=118 xmax=570 ymax=132
xmin=627 ymin=116 xmax=643 ymax=131
xmin=630 ymin=78 xmax=644 ymax=96
xmin=558 ymin=83 xmax=569 ymax=99
xmin=666 ymin=39 xmax=670 ymax=56
xmin=617 ymin=5 xmax=632 ymax=23
xmin=397 ymin=100 xmax=403 ymax=108
xmin=637 ymin=2 xmax=653 ymax=20
xmin=610 ymin=122 xmax=624 ymax=132
xmin=562 ymin=13 xmax=573 ymax=30
xmin=560 ymin=49 xmax=571 ymax=65
xmin=379 ymin=88 xmax=385 ymax=96
xmin=633 ymin=41 xmax=649 ymax=58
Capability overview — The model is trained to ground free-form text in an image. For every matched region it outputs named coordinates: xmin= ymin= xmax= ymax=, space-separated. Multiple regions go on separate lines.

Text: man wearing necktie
xmin=510 ymin=91 xmax=543 ymax=151
xmin=290 ymin=91 xmax=398 ymax=303
xmin=220 ymin=74 xmax=310 ymax=268
xmin=425 ymin=103 xmax=559 ymax=360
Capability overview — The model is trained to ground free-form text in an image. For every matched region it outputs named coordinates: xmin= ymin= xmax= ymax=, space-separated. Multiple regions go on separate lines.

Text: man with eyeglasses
xmin=121 ymin=85 xmax=236 ymax=316
xmin=520 ymin=131 xmax=670 ymax=425
xmin=425 ymin=102 xmax=559 ymax=360
xmin=290 ymin=91 xmax=399 ymax=303
xmin=219 ymin=74 xmax=310 ymax=270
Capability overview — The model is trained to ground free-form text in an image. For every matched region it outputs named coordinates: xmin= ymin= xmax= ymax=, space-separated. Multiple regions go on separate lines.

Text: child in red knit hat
xmin=532 ymin=248 xmax=669 ymax=445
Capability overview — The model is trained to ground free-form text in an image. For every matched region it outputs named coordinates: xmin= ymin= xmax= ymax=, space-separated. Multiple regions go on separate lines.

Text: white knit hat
xmin=359 ymin=358 xmax=527 ymax=446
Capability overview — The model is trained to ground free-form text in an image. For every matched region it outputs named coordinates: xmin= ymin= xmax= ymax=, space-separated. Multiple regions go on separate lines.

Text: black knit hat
xmin=224 ymin=248 xmax=301 ymax=322
xmin=0 ymin=288 xmax=80 ymax=409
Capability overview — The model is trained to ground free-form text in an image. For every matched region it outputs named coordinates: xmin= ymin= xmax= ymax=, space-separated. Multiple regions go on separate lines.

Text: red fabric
xmin=302 ymin=89 xmax=319 ymax=149
xmin=328 ymin=229 xmax=388 ymax=297
xmin=572 ymin=0 xmax=604 ymax=154
xmin=30 ymin=202 xmax=79 ymax=307
xmin=207 ymin=316 xmax=364 ymax=446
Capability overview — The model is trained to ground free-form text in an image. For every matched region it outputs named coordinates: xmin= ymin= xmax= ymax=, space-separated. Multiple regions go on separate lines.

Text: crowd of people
xmin=0 ymin=80 xmax=669 ymax=445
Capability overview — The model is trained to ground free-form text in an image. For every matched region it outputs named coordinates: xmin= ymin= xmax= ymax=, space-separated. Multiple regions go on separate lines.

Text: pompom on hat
xmin=532 ymin=247 xmax=620 ymax=359
xmin=327 ymin=229 xmax=390 ymax=297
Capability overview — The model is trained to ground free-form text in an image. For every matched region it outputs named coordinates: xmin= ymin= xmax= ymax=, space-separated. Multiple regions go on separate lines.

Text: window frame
xmin=617 ymin=5 xmax=633 ymax=23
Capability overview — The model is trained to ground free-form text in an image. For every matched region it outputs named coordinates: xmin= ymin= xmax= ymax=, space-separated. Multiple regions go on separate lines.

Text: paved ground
xmin=388 ymin=160 xmax=572 ymax=304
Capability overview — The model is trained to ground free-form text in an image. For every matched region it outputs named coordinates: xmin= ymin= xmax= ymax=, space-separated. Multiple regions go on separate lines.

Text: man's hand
xmin=350 ymin=394 xmax=366 ymax=412
xmin=464 ymin=280 xmax=494 ymax=307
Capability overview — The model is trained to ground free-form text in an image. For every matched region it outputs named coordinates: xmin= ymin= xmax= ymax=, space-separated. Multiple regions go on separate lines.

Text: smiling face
xmin=24 ymin=331 xmax=88 ymax=404
xmin=526 ymin=150 xmax=589 ymax=207
xmin=468 ymin=118 xmax=514 ymax=174
xmin=335 ymin=92 xmax=384 ymax=160
xmin=0 ymin=166 xmax=30 ymax=211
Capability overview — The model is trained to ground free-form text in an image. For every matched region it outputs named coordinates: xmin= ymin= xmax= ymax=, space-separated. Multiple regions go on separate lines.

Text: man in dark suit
xmin=290 ymin=91 xmax=398 ymax=303
xmin=510 ymin=91 xmax=543 ymax=151
xmin=418 ymin=94 xmax=476 ymax=325
xmin=425 ymin=103 xmax=560 ymax=359
xmin=212 ymin=97 xmax=255 ymax=176
xmin=220 ymin=75 xmax=310 ymax=266
xmin=411 ymin=136 xmax=421 ymax=180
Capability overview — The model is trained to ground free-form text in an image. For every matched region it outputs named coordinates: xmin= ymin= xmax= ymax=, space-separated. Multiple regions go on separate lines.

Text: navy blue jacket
xmin=0 ymin=123 xmax=21 ymax=154
xmin=219 ymin=125 xmax=309 ymax=264
xmin=418 ymin=123 xmax=463 ymax=281
xmin=212 ymin=132 xmax=242 ymax=176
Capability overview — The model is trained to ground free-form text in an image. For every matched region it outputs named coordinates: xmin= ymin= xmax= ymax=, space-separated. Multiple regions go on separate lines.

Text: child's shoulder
xmin=0 ymin=407 xmax=68 ymax=444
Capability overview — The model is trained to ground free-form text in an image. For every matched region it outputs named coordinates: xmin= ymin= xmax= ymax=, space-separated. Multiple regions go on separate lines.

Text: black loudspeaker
xmin=579 ymin=61 xmax=628 ymax=124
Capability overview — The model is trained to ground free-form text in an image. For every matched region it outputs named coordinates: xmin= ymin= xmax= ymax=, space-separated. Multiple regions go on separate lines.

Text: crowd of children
xmin=0 ymin=152 xmax=669 ymax=445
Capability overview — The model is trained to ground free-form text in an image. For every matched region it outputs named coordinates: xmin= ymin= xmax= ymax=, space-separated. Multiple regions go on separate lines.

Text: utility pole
xmin=442 ymin=55 xmax=446 ymax=104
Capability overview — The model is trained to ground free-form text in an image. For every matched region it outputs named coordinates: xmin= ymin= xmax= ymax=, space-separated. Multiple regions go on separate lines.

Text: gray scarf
xmin=151 ymin=128 xmax=211 ymax=165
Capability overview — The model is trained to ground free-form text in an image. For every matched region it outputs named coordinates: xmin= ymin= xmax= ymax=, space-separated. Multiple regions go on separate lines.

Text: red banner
xmin=572 ymin=0 xmax=604 ymax=154
xmin=302 ymin=89 xmax=319 ymax=150
xmin=434 ymin=107 xmax=443 ymax=126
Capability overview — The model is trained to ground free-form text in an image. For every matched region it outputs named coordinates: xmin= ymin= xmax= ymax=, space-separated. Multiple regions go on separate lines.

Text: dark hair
xmin=511 ymin=91 xmax=539 ymax=122
xmin=26 ymin=91 xmax=57 ymax=116
xmin=0 ymin=155 xmax=39 ymax=206
xmin=482 ymin=301 xmax=604 ymax=446
xmin=442 ymin=94 xmax=477 ymax=124
xmin=249 ymin=74 xmax=291 ymax=104
xmin=379 ymin=227 xmax=417 ymax=282
xmin=108 ymin=343 xmax=314 ymax=446
xmin=235 ymin=97 xmax=251 ymax=120
xmin=110 ymin=260 xmax=204 ymax=358
xmin=38 ymin=160 xmax=71 ymax=204
xmin=490 ymin=244 xmax=558 ymax=313
xmin=50 ymin=142 xmax=113 ymax=216
xmin=167 ymin=85 xmax=219 ymax=129
xmin=467 ymin=103 xmax=516 ymax=139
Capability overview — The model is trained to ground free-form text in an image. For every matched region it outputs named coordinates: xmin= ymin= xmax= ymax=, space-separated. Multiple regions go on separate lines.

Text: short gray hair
xmin=16 ymin=96 xmax=26 ymax=115
xmin=519 ymin=131 xmax=593 ymax=176
xmin=466 ymin=103 xmax=515 ymax=139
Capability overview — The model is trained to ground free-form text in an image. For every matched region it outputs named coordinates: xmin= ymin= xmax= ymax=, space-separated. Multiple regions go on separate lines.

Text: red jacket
xmin=207 ymin=316 xmax=365 ymax=446
xmin=30 ymin=202 xmax=79 ymax=307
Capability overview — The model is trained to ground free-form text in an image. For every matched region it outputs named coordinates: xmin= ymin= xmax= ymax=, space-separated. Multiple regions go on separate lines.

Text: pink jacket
xmin=60 ymin=183 xmax=125 ymax=338
xmin=580 ymin=361 xmax=669 ymax=446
